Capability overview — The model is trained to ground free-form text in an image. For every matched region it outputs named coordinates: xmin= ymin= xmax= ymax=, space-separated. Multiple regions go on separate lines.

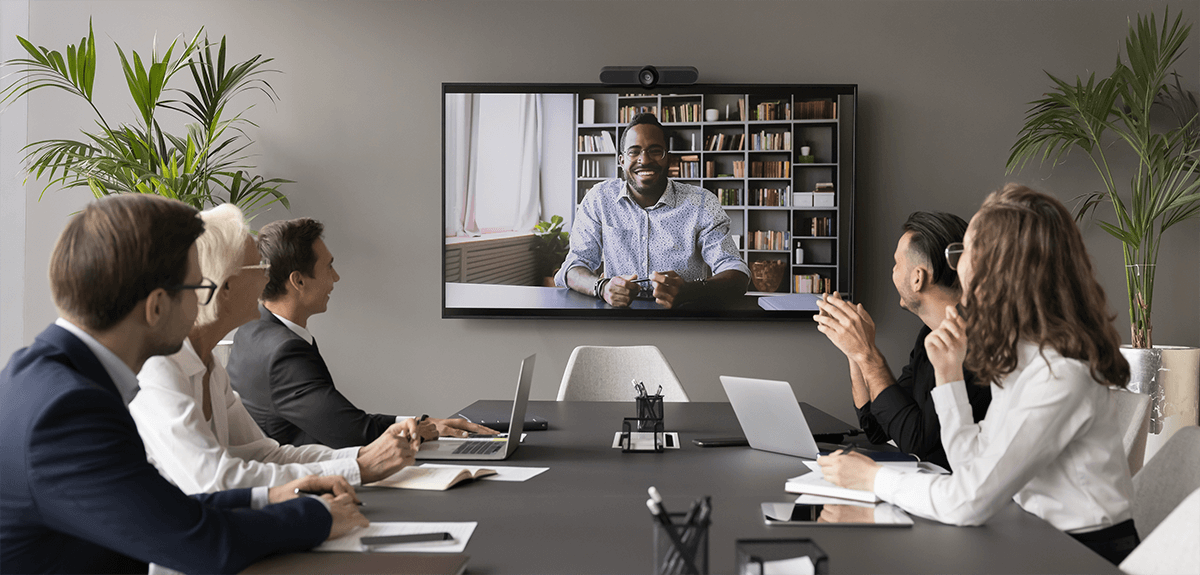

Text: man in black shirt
xmin=813 ymin=212 xmax=990 ymax=470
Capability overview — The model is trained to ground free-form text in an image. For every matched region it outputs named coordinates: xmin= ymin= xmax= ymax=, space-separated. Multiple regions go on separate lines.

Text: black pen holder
xmin=635 ymin=394 xmax=664 ymax=431
xmin=653 ymin=512 xmax=709 ymax=575
xmin=621 ymin=417 xmax=664 ymax=452
xmin=735 ymin=539 xmax=829 ymax=574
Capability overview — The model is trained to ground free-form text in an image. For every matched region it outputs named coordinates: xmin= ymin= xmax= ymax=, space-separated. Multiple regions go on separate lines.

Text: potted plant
xmin=1007 ymin=8 xmax=1199 ymax=457
xmin=1 ymin=21 xmax=290 ymax=216
xmin=531 ymin=215 xmax=570 ymax=287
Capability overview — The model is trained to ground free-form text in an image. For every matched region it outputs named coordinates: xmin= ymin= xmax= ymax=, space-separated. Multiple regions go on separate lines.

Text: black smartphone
xmin=360 ymin=532 xmax=454 ymax=547
xmin=692 ymin=437 xmax=749 ymax=447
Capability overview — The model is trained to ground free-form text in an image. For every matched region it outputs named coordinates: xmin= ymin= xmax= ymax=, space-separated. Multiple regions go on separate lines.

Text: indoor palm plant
xmin=1007 ymin=8 xmax=1199 ymax=455
xmin=1 ymin=22 xmax=290 ymax=216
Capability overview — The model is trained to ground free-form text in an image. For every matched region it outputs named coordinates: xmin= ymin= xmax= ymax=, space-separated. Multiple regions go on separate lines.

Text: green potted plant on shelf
xmin=1006 ymin=8 xmax=1199 ymax=455
xmin=531 ymin=215 xmax=570 ymax=287
xmin=1 ymin=21 xmax=290 ymax=216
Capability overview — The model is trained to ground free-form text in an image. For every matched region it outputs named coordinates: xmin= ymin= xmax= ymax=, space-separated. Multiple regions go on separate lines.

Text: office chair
xmin=1129 ymin=425 xmax=1200 ymax=539
xmin=1119 ymin=487 xmax=1200 ymax=575
xmin=556 ymin=345 xmax=690 ymax=402
xmin=1110 ymin=388 xmax=1151 ymax=475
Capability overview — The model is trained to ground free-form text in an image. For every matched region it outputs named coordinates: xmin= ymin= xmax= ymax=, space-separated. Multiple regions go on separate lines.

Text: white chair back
xmin=556 ymin=345 xmax=690 ymax=402
xmin=1130 ymin=425 xmax=1200 ymax=539
xmin=1120 ymin=487 xmax=1200 ymax=575
xmin=1111 ymin=388 xmax=1151 ymax=475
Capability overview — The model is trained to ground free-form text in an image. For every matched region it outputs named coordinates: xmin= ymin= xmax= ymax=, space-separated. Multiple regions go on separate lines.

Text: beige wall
xmin=10 ymin=0 xmax=1198 ymax=425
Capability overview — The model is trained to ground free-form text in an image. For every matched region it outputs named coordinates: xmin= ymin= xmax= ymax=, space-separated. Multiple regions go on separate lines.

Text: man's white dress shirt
xmin=131 ymin=338 xmax=362 ymax=494
xmin=874 ymin=341 xmax=1134 ymax=533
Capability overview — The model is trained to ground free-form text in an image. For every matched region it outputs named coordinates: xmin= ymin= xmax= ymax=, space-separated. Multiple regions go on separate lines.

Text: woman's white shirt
xmin=131 ymin=339 xmax=361 ymax=494
xmin=873 ymin=341 xmax=1133 ymax=533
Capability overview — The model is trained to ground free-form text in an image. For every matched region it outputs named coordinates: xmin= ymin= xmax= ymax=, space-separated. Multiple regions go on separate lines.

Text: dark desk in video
xmin=254 ymin=401 xmax=1119 ymax=574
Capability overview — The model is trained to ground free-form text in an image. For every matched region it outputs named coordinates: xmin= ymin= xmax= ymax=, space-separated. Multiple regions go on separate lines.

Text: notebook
xmin=415 ymin=354 xmax=534 ymax=461
xmin=719 ymin=375 xmax=822 ymax=459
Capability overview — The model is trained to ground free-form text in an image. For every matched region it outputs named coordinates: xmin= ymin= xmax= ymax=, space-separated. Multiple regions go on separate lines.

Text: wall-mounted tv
xmin=443 ymin=83 xmax=855 ymax=320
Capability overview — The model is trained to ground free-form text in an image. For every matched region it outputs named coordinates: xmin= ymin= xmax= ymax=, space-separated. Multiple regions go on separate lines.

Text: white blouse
xmin=873 ymin=341 xmax=1134 ymax=533
xmin=131 ymin=339 xmax=361 ymax=494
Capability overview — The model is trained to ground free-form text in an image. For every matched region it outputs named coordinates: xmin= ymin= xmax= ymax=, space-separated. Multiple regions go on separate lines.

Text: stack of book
xmin=748 ymin=186 xmax=790 ymax=207
xmin=751 ymin=230 xmax=789 ymax=250
xmin=750 ymin=130 xmax=792 ymax=151
xmin=714 ymin=188 xmax=741 ymax=206
xmin=752 ymin=100 xmax=790 ymax=120
xmin=704 ymin=132 xmax=745 ymax=151
xmin=793 ymin=274 xmax=832 ymax=294
xmin=749 ymin=160 xmax=790 ymax=178
xmin=577 ymin=131 xmax=616 ymax=153
xmin=796 ymin=100 xmax=837 ymax=120
xmin=662 ymin=102 xmax=702 ymax=123
xmin=619 ymin=105 xmax=658 ymax=123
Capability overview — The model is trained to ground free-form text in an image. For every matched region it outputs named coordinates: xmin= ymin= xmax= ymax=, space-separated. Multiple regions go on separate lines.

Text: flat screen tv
xmin=443 ymin=83 xmax=855 ymax=320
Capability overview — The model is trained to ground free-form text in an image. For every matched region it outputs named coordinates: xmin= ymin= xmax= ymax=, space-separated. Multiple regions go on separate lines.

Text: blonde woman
xmin=131 ymin=204 xmax=420 ymax=494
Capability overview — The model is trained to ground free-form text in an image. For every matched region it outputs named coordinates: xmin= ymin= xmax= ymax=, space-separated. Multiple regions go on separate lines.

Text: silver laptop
xmin=719 ymin=375 xmax=820 ymax=459
xmin=415 ymin=354 xmax=534 ymax=461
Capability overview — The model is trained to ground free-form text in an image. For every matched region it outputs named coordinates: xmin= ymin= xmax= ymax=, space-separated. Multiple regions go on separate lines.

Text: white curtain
xmin=445 ymin=93 xmax=481 ymax=237
xmin=445 ymin=93 xmax=543 ymax=237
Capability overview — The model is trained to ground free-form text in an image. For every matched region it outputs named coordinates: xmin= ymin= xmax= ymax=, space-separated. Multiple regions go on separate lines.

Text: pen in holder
xmin=735 ymin=539 xmax=828 ymax=574
xmin=649 ymin=493 xmax=711 ymax=575
xmin=636 ymin=393 xmax=664 ymax=432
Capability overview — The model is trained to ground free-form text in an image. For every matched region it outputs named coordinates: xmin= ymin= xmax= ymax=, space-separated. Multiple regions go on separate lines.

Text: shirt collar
xmin=172 ymin=338 xmax=207 ymax=379
xmin=272 ymin=312 xmax=314 ymax=345
xmin=621 ymin=179 xmax=677 ymax=209
xmin=54 ymin=318 xmax=141 ymax=405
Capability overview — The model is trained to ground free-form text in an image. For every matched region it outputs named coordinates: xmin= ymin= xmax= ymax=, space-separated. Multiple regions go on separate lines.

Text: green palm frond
xmin=0 ymin=20 xmax=289 ymax=219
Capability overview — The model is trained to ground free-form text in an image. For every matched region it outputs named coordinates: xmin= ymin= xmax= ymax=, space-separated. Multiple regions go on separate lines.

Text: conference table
xmin=252 ymin=401 xmax=1121 ymax=574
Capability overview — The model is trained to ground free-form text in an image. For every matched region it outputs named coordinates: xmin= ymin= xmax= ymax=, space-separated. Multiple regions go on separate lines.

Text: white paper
xmin=742 ymin=556 xmax=815 ymax=575
xmin=314 ymin=522 xmax=476 ymax=553
xmin=610 ymin=431 xmax=680 ymax=450
xmin=417 ymin=463 xmax=549 ymax=482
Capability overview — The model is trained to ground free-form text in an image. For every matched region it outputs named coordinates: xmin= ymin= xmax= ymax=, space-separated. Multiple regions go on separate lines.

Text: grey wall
xmin=11 ymin=0 xmax=1199 ymax=426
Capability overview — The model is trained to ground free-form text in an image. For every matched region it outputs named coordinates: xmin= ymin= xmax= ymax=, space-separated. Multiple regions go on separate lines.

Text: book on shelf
xmin=751 ymin=130 xmax=791 ymax=151
xmin=793 ymin=274 xmax=832 ymax=294
xmin=749 ymin=160 xmax=790 ymax=178
xmin=804 ymin=216 xmax=834 ymax=236
xmin=814 ymin=182 xmax=835 ymax=192
xmin=751 ymin=230 xmax=789 ymax=250
xmin=733 ymin=160 xmax=746 ymax=178
xmin=371 ymin=466 xmax=497 ymax=491
xmin=749 ymin=186 xmax=790 ymax=207
xmin=619 ymin=105 xmax=659 ymax=123
xmin=797 ymin=100 xmax=837 ymax=120
xmin=714 ymin=187 xmax=741 ymax=206
xmin=752 ymin=100 xmax=790 ymax=121
xmin=577 ymin=132 xmax=617 ymax=153
xmin=738 ymin=98 xmax=746 ymax=123
xmin=671 ymin=154 xmax=701 ymax=179
xmin=663 ymin=102 xmax=701 ymax=123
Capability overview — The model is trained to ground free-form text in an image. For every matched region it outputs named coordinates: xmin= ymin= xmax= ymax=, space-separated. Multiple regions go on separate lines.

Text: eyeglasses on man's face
xmin=623 ymin=146 xmax=667 ymax=161
xmin=945 ymin=242 xmax=965 ymax=270
xmin=170 ymin=278 xmax=219 ymax=305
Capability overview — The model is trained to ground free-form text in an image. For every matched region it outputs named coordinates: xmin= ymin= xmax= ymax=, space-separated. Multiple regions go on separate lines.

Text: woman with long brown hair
xmin=819 ymin=184 xmax=1138 ymax=564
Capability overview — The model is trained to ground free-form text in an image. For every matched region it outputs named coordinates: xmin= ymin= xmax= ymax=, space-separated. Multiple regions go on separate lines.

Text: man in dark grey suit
xmin=228 ymin=218 xmax=493 ymax=449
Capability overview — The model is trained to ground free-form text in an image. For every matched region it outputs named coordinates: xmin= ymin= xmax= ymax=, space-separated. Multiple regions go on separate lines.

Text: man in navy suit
xmin=0 ymin=195 xmax=371 ymax=574
xmin=228 ymin=217 xmax=493 ymax=448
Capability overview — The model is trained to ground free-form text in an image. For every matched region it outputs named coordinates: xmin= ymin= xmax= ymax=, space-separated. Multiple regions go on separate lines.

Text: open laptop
xmin=719 ymin=375 xmax=822 ymax=459
xmin=415 ymin=354 xmax=534 ymax=461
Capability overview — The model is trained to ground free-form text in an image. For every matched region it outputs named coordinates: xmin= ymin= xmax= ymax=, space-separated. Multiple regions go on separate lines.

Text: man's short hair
xmin=902 ymin=211 xmax=968 ymax=290
xmin=258 ymin=217 xmax=325 ymax=302
xmin=620 ymin=113 xmax=670 ymax=151
xmin=195 ymin=204 xmax=250 ymax=327
xmin=49 ymin=194 xmax=204 ymax=331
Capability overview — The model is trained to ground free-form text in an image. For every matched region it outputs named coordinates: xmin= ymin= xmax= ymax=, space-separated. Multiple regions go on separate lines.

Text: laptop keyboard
xmin=453 ymin=440 xmax=504 ymax=455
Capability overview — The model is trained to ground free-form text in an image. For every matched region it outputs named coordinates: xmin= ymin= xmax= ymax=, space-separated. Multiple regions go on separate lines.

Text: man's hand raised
xmin=813 ymin=292 xmax=878 ymax=363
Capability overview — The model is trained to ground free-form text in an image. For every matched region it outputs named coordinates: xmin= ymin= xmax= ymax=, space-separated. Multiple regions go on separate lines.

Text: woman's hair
xmin=195 ymin=204 xmax=250 ymax=327
xmin=964 ymin=184 xmax=1129 ymax=388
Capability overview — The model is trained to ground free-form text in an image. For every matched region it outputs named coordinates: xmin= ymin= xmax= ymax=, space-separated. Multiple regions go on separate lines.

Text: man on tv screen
xmin=555 ymin=113 xmax=749 ymax=308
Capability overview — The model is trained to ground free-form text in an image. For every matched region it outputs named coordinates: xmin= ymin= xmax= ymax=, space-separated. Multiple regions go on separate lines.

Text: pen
xmin=836 ymin=443 xmax=859 ymax=456
xmin=415 ymin=414 xmax=429 ymax=444
xmin=294 ymin=488 xmax=363 ymax=506
xmin=646 ymin=499 xmax=698 ymax=574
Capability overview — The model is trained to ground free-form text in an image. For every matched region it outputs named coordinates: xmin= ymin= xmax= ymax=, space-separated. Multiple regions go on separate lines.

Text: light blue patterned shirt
xmin=555 ymin=179 xmax=749 ymax=286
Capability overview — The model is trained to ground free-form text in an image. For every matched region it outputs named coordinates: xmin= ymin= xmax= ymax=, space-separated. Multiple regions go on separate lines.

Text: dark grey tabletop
xmin=346 ymin=401 xmax=1119 ymax=574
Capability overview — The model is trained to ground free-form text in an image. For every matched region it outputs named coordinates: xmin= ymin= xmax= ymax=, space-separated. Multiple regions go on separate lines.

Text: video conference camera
xmin=600 ymin=66 xmax=699 ymax=89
